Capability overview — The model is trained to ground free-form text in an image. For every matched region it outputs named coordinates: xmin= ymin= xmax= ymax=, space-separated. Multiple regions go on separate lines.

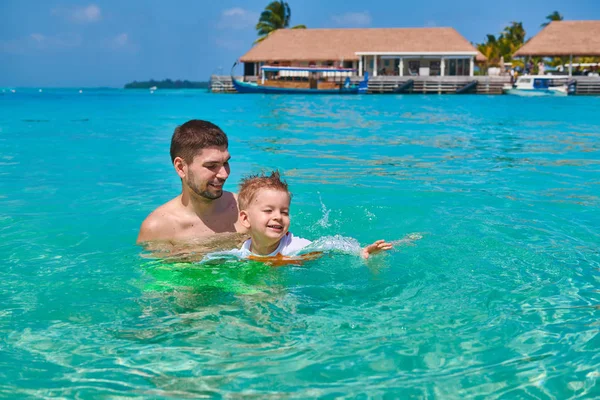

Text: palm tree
xmin=255 ymin=1 xmax=306 ymax=44
xmin=477 ymin=34 xmax=501 ymax=72
xmin=541 ymin=12 xmax=565 ymax=69
xmin=497 ymin=22 xmax=526 ymax=62
xmin=502 ymin=22 xmax=526 ymax=48
xmin=541 ymin=11 xmax=563 ymax=28
xmin=476 ymin=22 xmax=526 ymax=73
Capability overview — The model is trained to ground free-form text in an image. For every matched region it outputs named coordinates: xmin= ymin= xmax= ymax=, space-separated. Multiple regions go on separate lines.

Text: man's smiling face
xmin=184 ymin=146 xmax=231 ymax=200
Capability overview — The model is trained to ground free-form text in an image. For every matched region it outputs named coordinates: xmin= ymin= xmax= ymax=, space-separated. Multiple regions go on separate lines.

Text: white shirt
xmin=239 ymin=232 xmax=312 ymax=257
xmin=203 ymin=232 xmax=313 ymax=262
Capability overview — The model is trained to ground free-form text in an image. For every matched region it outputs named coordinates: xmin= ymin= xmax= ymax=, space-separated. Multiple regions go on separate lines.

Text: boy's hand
xmin=361 ymin=240 xmax=393 ymax=259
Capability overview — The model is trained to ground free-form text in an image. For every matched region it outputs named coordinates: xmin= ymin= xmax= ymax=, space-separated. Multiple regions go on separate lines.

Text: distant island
xmin=124 ymin=79 xmax=209 ymax=89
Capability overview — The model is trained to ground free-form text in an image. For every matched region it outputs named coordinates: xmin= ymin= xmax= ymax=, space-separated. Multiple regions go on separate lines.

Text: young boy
xmin=230 ymin=171 xmax=392 ymax=261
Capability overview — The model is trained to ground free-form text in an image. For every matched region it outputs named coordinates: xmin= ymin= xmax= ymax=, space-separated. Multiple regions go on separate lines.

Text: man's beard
xmin=187 ymin=171 xmax=223 ymax=200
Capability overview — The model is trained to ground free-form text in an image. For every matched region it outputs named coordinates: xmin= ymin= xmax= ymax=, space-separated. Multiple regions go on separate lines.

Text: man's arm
xmin=137 ymin=198 xmax=180 ymax=244
xmin=137 ymin=205 xmax=180 ymax=244
xmin=137 ymin=215 xmax=165 ymax=244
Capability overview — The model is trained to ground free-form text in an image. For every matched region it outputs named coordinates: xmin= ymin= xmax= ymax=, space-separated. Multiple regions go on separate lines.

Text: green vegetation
xmin=476 ymin=22 xmax=526 ymax=71
xmin=541 ymin=11 xmax=563 ymax=28
xmin=255 ymin=0 xmax=306 ymax=44
xmin=475 ymin=12 xmax=600 ymax=73
xmin=124 ymin=79 xmax=208 ymax=89
xmin=539 ymin=12 xmax=567 ymax=70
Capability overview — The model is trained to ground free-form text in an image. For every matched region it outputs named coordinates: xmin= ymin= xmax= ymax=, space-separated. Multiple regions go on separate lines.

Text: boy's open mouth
xmin=267 ymin=224 xmax=283 ymax=230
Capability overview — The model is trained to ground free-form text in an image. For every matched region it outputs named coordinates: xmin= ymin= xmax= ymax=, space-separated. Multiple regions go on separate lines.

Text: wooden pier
xmin=209 ymin=75 xmax=600 ymax=95
xmin=365 ymin=76 xmax=509 ymax=94
xmin=209 ymin=75 xmax=239 ymax=93
xmin=572 ymin=77 xmax=600 ymax=95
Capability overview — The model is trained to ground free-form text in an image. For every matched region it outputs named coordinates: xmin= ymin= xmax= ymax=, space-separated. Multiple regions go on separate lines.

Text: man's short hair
xmin=170 ymin=120 xmax=228 ymax=163
xmin=238 ymin=171 xmax=291 ymax=210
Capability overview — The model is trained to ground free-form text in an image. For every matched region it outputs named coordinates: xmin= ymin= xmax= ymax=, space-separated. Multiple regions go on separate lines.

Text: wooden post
xmin=569 ymin=54 xmax=573 ymax=77
xmin=441 ymin=57 xmax=445 ymax=76
xmin=373 ymin=55 xmax=378 ymax=77
xmin=399 ymin=57 xmax=404 ymax=76
xmin=359 ymin=56 xmax=363 ymax=77
xmin=470 ymin=57 xmax=474 ymax=77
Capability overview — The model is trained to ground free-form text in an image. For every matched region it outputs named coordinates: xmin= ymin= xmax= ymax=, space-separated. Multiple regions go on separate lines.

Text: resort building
xmin=240 ymin=27 xmax=486 ymax=78
xmin=514 ymin=20 xmax=600 ymax=76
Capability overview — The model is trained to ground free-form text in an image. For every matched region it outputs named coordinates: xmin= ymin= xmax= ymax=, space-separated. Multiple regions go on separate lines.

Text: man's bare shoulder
xmin=220 ymin=191 xmax=239 ymax=210
xmin=137 ymin=197 xmax=183 ymax=243
xmin=221 ymin=191 xmax=247 ymax=234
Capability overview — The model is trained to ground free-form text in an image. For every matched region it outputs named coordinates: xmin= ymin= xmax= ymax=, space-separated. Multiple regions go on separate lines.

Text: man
xmin=137 ymin=120 xmax=245 ymax=246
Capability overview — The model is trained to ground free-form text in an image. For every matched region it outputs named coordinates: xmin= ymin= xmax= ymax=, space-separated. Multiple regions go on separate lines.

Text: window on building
xmin=430 ymin=61 xmax=441 ymax=76
xmin=457 ymin=60 xmax=464 ymax=75
xmin=408 ymin=61 xmax=420 ymax=76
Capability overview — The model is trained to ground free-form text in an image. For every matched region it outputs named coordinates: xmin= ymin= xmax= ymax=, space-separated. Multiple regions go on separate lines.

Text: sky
xmin=1 ymin=0 xmax=599 ymax=87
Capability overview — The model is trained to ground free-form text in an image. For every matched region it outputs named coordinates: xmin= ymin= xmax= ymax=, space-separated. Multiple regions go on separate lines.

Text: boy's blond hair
xmin=238 ymin=171 xmax=291 ymax=210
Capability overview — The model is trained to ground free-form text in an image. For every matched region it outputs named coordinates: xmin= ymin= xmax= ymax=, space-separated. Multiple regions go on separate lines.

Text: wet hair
xmin=170 ymin=120 xmax=228 ymax=163
xmin=238 ymin=171 xmax=291 ymax=210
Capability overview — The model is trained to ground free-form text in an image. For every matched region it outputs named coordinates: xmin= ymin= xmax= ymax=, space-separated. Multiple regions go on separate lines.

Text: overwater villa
xmin=514 ymin=20 xmax=600 ymax=76
xmin=239 ymin=27 xmax=486 ymax=78
xmin=211 ymin=22 xmax=600 ymax=95
xmin=215 ymin=27 xmax=506 ymax=94
xmin=512 ymin=20 xmax=600 ymax=95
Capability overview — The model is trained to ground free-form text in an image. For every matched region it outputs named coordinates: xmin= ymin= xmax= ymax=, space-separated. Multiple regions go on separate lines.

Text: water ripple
xmin=1 ymin=91 xmax=599 ymax=397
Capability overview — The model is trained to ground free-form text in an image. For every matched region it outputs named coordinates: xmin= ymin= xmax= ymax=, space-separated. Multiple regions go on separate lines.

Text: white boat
xmin=149 ymin=86 xmax=157 ymax=91
xmin=503 ymin=75 xmax=568 ymax=96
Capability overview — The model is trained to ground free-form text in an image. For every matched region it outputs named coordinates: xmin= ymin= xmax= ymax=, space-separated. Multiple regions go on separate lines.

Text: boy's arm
xmin=361 ymin=240 xmax=393 ymax=259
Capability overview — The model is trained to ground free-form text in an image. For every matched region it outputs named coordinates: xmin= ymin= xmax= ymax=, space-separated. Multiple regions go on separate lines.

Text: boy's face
xmin=240 ymin=189 xmax=291 ymax=247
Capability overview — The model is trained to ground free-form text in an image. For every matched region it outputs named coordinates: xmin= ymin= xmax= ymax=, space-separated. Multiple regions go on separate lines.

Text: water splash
xmin=298 ymin=235 xmax=362 ymax=256
xmin=389 ymin=233 xmax=425 ymax=247
xmin=315 ymin=192 xmax=331 ymax=228
xmin=301 ymin=232 xmax=424 ymax=256
xmin=200 ymin=233 xmax=425 ymax=261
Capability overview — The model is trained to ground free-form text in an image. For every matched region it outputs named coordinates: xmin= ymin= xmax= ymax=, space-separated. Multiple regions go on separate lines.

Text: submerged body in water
xmin=139 ymin=232 xmax=249 ymax=262
xmin=141 ymin=231 xmax=423 ymax=266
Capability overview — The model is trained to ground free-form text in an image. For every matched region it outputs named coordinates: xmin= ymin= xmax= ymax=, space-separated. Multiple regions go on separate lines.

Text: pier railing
xmin=366 ymin=76 xmax=510 ymax=94
xmin=571 ymin=76 xmax=600 ymax=95
xmin=209 ymin=75 xmax=600 ymax=95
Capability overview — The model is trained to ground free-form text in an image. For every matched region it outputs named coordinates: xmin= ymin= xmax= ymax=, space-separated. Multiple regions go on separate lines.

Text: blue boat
xmin=502 ymin=75 xmax=569 ymax=96
xmin=231 ymin=63 xmax=368 ymax=94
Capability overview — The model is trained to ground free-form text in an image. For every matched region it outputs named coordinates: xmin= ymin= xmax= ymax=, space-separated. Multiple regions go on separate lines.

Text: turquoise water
xmin=1 ymin=88 xmax=599 ymax=398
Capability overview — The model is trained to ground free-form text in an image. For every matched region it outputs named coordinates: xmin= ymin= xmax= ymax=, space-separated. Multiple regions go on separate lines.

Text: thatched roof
xmin=514 ymin=20 xmax=600 ymax=57
xmin=241 ymin=28 xmax=486 ymax=62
